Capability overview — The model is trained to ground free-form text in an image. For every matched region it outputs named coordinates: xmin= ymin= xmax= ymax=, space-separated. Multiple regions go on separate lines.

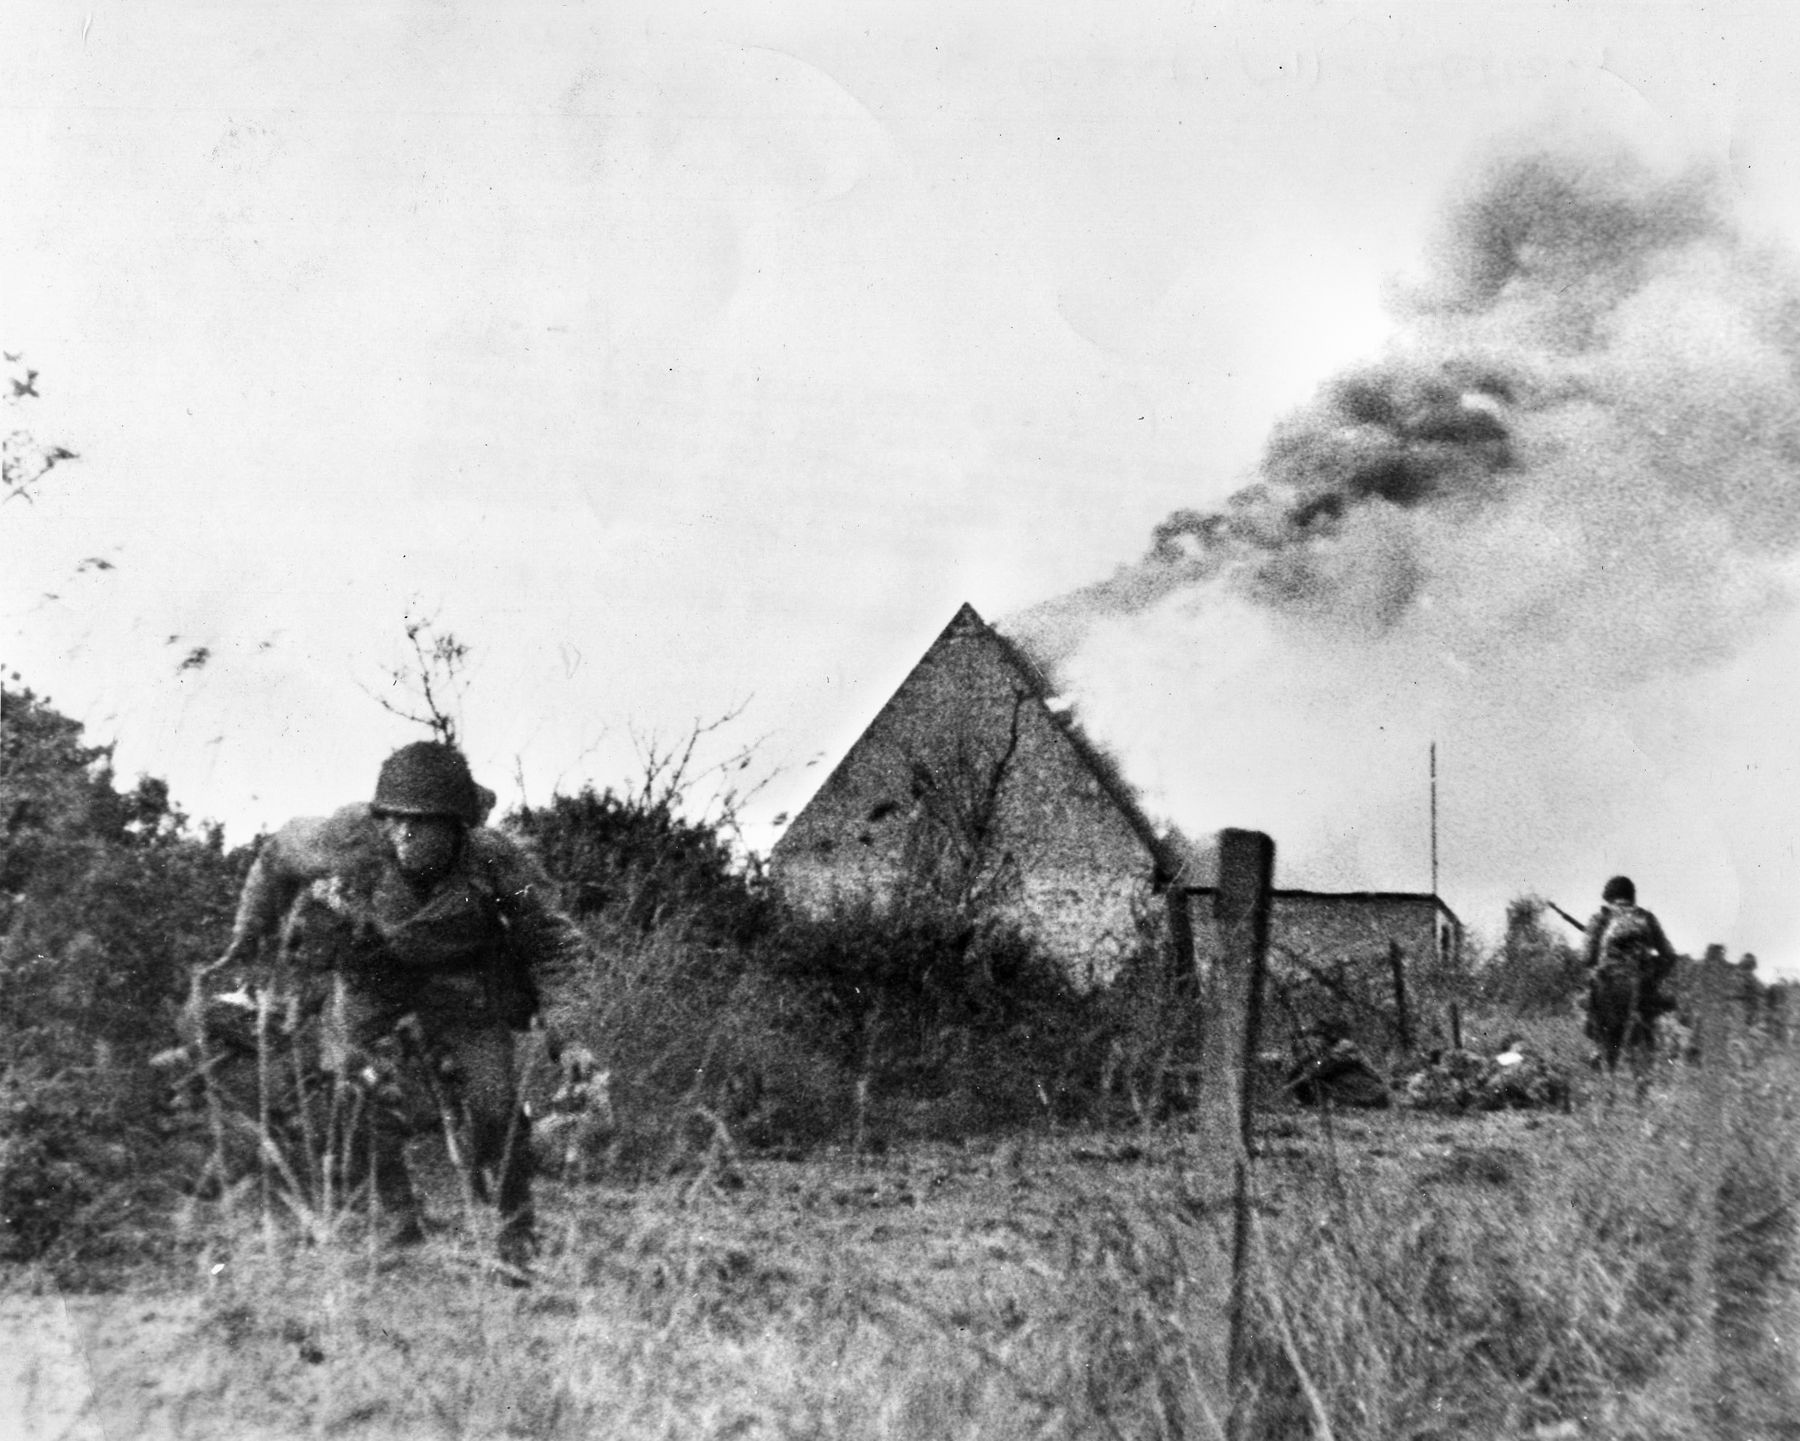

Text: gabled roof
xmin=962 ymin=604 xmax=1204 ymax=886
xmin=776 ymin=601 xmax=1204 ymax=887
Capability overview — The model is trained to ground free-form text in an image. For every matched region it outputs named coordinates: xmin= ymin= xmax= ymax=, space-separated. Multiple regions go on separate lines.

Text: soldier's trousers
xmin=327 ymin=978 xmax=534 ymax=1243
xmin=1585 ymin=968 xmax=1658 ymax=1077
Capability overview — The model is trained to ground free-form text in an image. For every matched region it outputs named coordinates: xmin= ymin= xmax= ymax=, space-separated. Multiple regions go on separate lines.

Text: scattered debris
xmin=1397 ymin=1044 xmax=1570 ymax=1114
xmin=1275 ymin=1022 xmax=1572 ymax=1116
xmin=1287 ymin=1033 xmax=1390 ymax=1110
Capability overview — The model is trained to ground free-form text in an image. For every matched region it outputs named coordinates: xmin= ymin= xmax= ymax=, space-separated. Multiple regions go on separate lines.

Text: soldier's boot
xmin=473 ymin=1111 xmax=536 ymax=1280
xmin=488 ymin=1127 xmax=538 ymax=1280
xmin=342 ymin=1112 xmax=427 ymax=1250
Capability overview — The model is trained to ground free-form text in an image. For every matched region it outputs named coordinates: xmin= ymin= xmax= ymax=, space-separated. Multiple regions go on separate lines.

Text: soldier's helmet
xmin=372 ymin=741 xmax=488 ymax=824
xmin=1602 ymin=875 xmax=1636 ymax=904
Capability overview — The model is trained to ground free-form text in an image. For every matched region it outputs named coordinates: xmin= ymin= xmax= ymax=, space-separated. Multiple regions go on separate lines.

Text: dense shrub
xmin=751 ymin=892 xmax=1211 ymax=1134
xmin=507 ymin=785 xmax=772 ymax=946
xmin=2 ymin=684 xmax=250 ymax=1054
xmin=760 ymin=899 xmax=1060 ymax=1059
xmin=509 ymin=771 xmax=1210 ymax=1150
xmin=1478 ymin=896 xmax=1586 ymax=1016
xmin=0 ymin=1054 xmax=194 ymax=1277
xmin=1 ymin=682 xmax=252 ymax=1267
xmin=498 ymin=779 xmax=826 ymax=1166
xmin=538 ymin=912 xmax=846 ymax=1175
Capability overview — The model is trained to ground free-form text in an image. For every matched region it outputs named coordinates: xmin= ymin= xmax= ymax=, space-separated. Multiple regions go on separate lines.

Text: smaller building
xmin=1182 ymin=887 xmax=1463 ymax=1051
xmin=1209 ymin=889 xmax=1463 ymax=972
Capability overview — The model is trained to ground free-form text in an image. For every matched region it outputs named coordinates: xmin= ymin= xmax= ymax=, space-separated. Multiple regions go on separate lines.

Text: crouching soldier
xmin=196 ymin=741 xmax=589 ymax=1271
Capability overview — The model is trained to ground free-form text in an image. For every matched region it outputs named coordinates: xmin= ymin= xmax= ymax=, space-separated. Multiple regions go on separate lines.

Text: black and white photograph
xmin=3 ymin=1 xmax=1798 ymax=1436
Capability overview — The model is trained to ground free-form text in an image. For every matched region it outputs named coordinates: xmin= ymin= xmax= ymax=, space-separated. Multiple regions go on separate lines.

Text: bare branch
xmin=365 ymin=608 xmax=472 ymax=745
xmin=901 ymin=688 xmax=1029 ymax=918
xmin=617 ymin=700 xmax=773 ymax=863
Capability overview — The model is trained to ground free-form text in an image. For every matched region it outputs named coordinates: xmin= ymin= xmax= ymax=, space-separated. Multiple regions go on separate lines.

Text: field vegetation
xmin=4 ymin=679 xmax=1798 ymax=1439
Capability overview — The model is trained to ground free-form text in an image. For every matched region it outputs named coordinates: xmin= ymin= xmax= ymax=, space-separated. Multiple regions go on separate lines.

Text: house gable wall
xmin=772 ymin=606 xmax=1162 ymax=985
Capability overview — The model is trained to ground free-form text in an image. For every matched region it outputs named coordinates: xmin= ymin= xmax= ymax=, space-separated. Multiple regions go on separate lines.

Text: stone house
xmin=770 ymin=603 xmax=1200 ymax=988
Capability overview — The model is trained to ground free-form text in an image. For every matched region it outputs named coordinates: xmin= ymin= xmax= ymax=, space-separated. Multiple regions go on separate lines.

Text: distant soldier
xmin=193 ymin=741 xmax=589 ymax=1270
xmin=1581 ymin=875 xmax=1679 ymax=1082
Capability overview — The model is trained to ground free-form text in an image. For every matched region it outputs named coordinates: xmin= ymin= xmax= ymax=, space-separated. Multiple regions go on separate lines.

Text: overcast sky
xmin=6 ymin=1 xmax=1800 ymax=975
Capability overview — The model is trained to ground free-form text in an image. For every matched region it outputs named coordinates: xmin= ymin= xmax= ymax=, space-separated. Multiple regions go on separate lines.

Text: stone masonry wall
xmin=772 ymin=607 xmax=1165 ymax=988
xmin=1183 ymin=890 xmax=1457 ymax=972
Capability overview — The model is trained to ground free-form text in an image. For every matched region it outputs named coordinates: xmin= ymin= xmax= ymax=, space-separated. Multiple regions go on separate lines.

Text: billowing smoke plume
xmin=1012 ymin=143 xmax=1800 ymax=961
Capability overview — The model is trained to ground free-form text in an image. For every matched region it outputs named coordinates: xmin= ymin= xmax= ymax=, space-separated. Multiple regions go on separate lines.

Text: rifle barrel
xmin=1546 ymin=902 xmax=1586 ymax=932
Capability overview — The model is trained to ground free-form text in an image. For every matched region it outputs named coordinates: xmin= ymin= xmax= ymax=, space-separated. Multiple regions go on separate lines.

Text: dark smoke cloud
xmin=1004 ymin=140 xmax=1800 ymax=958
xmin=1415 ymin=151 xmax=1722 ymax=335
xmin=1014 ymin=142 xmax=1800 ymax=674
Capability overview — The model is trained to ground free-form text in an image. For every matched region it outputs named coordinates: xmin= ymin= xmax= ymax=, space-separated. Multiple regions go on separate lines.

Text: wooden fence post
xmin=1168 ymin=881 xmax=1199 ymax=998
xmin=1388 ymin=940 xmax=1412 ymax=1055
xmin=1210 ymin=829 xmax=1275 ymax=1436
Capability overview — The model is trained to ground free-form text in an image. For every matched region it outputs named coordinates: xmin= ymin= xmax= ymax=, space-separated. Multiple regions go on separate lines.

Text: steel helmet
xmin=372 ymin=741 xmax=484 ymax=824
xmin=1601 ymin=875 xmax=1636 ymax=905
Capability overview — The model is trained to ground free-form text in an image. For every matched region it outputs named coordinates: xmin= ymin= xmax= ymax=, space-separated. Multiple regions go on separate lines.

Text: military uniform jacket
xmin=226 ymin=804 xmax=586 ymax=1035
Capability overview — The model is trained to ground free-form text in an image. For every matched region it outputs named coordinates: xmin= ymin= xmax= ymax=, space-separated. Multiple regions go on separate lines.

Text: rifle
xmin=1545 ymin=901 xmax=1587 ymax=933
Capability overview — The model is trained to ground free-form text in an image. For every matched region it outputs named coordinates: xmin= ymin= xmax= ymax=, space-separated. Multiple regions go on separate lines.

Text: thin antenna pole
xmin=1430 ymin=741 xmax=1439 ymax=900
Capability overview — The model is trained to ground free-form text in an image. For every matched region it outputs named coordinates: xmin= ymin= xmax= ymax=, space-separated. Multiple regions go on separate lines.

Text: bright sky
xmin=6 ymin=1 xmax=1800 ymax=974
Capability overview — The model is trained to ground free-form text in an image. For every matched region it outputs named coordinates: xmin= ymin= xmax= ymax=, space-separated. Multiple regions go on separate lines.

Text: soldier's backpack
xmin=1599 ymin=905 xmax=1655 ymax=969
xmin=1598 ymin=904 xmax=1675 ymax=1013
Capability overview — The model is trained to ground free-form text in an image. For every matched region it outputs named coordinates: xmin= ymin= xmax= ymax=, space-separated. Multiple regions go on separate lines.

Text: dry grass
xmin=1251 ymin=1076 xmax=1800 ymax=1438
xmin=8 ymin=1033 xmax=1797 ymax=1441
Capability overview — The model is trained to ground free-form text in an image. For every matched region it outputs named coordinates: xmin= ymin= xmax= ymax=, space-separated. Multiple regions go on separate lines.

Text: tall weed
xmin=1243 ymin=1051 xmax=1800 ymax=1439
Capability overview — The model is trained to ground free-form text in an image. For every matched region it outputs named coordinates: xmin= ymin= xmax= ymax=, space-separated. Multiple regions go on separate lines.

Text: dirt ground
xmin=1 ymin=1106 xmax=1568 ymax=1441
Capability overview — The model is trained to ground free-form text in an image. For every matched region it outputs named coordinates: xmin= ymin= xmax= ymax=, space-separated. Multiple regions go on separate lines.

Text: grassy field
xmin=5 ymin=1032 xmax=1798 ymax=1441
